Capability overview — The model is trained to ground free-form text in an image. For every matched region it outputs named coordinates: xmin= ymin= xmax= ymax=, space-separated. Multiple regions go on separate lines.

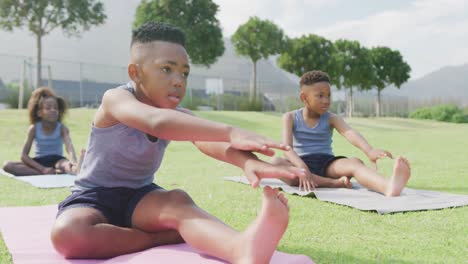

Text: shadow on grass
xmin=281 ymin=244 xmax=416 ymax=264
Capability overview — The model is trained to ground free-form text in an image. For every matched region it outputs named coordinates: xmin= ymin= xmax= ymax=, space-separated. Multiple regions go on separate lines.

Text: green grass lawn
xmin=0 ymin=109 xmax=467 ymax=263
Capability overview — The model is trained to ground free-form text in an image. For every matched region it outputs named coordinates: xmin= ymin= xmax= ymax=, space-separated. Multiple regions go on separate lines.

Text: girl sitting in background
xmin=3 ymin=87 xmax=79 ymax=176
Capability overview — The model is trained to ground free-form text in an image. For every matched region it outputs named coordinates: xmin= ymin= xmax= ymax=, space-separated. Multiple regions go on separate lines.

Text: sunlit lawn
xmin=0 ymin=109 xmax=467 ymax=263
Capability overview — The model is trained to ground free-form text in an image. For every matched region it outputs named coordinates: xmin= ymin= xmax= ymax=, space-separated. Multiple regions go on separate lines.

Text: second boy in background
xmin=274 ymin=70 xmax=411 ymax=196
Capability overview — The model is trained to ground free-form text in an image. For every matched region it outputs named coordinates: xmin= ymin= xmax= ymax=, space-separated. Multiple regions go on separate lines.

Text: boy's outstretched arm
xmin=330 ymin=113 xmax=393 ymax=168
xmin=172 ymin=109 xmax=306 ymax=188
xmin=194 ymin=141 xmax=306 ymax=188
xmin=99 ymin=89 xmax=288 ymax=156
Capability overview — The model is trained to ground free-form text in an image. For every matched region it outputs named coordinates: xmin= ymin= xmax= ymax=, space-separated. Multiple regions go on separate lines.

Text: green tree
xmin=277 ymin=34 xmax=339 ymax=84
xmin=0 ymin=0 xmax=106 ymax=88
xmin=3 ymin=82 xmax=32 ymax=108
xmin=334 ymin=39 xmax=374 ymax=117
xmin=134 ymin=0 xmax=224 ymax=66
xmin=370 ymin=47 xmax=411 ymax=117
xmin=231 ymin=16 xmax=287 ymax=102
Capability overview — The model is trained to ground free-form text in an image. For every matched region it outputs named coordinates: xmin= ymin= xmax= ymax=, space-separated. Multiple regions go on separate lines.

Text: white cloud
xmin=214 ymin=0 xmax=468 ymax=79
xmin=314 ymin=0 xmax=468 ymax=78
xmin=213 ymin=0 xmax=337 ymax=36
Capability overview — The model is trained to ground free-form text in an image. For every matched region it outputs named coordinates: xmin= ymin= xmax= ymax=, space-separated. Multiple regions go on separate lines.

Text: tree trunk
xmin=250 ymin=60 xmax=257 ymax=102
xmin=36 ymin=34 xmax=42 ymax=89
xmin=19 ymin=60 xmax=25 ymax=109
xmin=376 ymin=89 xmax=382 ymax=117
xmin=348 ymin=87 xmax=354 ymax=117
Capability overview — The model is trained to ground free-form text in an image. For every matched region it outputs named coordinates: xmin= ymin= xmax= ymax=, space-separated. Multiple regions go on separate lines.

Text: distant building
xmin=187 ymin=39 xmax=299 ymax=111
xmin=40 ymin=79 xmax=121 ymax=107
xmin=189 ymin=39 xmax=298 ymax=98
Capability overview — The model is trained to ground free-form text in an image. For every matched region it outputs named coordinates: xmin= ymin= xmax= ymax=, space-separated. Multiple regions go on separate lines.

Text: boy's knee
xmin=167 ymin=189 xmax=194 ymax=206
xmin=51 ymin=222 xmax=92 ymax=258
xmin=349 ymin=157 xmax=364 ymax=165
xmin=3 ymin=161 xmax=13 ymax=172
xmin=341 ymin=158 xmax=364 ymax=175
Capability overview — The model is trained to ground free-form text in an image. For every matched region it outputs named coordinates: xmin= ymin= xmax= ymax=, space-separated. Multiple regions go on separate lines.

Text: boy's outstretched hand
xmin=366 ymin=148 xmax=393 ymax=170
xmin=229 ymin=127 xmax=290 ymax=156
xmin=243 ymin=159 xmax=306 ymax=188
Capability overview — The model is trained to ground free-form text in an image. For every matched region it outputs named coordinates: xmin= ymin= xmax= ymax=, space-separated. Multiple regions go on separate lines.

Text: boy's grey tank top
xmin=74 ymin=83 xmax=169 ymax=191
xmin=34 ymin=122 xmax=63 ymax=157
xmin=292 ymin=109 xmax=334 ymax=156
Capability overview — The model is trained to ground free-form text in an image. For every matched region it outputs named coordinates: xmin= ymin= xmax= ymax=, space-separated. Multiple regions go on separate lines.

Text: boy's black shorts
xmin=57 ymin=183 xmax=163 ymax=227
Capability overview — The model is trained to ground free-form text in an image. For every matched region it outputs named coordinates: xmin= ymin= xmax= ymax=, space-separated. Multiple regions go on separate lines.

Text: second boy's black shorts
xmin=300 ymin=153 xmax=346 ymax=177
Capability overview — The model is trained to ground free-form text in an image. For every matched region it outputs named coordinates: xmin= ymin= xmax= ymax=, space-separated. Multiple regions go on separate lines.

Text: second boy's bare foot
xmin=232 ymin=186 xmax=289 ymax=264
xmin=385 ymin=156 xmax=411 ymax=196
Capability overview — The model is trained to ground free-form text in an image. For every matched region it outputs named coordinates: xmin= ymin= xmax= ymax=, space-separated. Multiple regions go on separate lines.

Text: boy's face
xmin=300 ymin=82 xmax=331 ymax=115
xmin=130 ymin=41 xmax=190 ymax=109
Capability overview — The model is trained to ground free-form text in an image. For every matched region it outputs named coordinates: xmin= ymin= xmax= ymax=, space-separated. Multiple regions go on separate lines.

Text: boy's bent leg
xmin=132 ymin=187 xmax=289 ymax=264
xmin=51 ymin=207 xmax=182 ymax=259
xmin=312 ymin=174 xmax=352 ymax=188
xmin=3 ymin=161 xmax=40 ymax=176
xmin=271 ymin=156 xmax=349 ymax=188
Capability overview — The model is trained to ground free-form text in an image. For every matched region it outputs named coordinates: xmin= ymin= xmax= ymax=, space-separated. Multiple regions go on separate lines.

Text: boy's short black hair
xmin=300 ymin=70 xmax=330 ymax=87
xmin=131 ymin=21 xmax=186 ymax=47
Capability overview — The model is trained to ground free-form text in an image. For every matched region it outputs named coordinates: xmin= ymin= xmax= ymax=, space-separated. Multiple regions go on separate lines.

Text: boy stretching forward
xmin=273 ymin=70 xmax=411 ymax=196
xmin=51 ymin=22 xmax=306 ymax=264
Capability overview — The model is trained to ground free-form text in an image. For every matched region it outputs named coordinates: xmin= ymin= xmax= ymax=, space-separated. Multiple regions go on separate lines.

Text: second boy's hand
xmin=298 ymin=173 xmax=317 ymax=192
xmin=366 ymin=148 xmax=393 ymax=170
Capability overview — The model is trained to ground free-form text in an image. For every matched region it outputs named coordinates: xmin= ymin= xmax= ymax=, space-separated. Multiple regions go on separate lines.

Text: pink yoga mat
xmin=0 ymin=205 xmax=314 ymax=264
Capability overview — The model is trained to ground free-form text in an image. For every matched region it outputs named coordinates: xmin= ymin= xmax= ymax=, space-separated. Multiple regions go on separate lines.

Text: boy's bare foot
xmin=338 ymin=176 xmax=352 ymax=189
xmin=232 ymin=186 xmax=289 ymax=264
xmin=385 ymin=156 xmax=411 ymax=196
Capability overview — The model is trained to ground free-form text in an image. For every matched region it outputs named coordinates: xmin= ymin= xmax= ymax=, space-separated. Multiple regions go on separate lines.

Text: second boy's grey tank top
xmin=74 ymin=83 xmax=169 ymax=191
xmin=292 ymin=109 xmax=334 ymax=156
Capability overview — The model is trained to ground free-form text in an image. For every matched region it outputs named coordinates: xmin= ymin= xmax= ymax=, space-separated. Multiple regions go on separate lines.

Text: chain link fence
xmin=0 ymin=53 xmax=457 ymax=116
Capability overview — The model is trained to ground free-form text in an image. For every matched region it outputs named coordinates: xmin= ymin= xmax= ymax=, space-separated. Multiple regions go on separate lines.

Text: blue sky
xmin=1 ymin=0 xmax=467 ymax=80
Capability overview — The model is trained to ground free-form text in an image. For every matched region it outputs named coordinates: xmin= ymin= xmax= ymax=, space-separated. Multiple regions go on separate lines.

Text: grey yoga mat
xmin=1 ymin=169 xmax=75 ymax=188
xmin=224 ymin=176 xmax=468 ymax=214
